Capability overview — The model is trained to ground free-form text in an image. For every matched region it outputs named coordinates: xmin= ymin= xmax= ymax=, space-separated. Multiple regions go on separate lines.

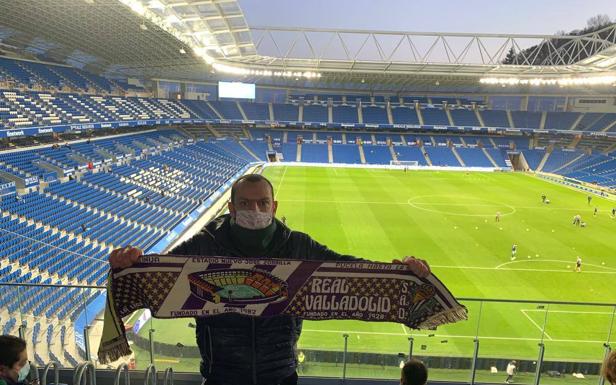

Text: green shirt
xmin=229 ymin=218 xmax=277 ymax=257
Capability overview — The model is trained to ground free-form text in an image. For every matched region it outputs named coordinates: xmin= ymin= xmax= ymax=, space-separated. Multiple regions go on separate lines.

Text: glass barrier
xmin=1 ymin=282 xmax=614 ymax=385
xmin=151 ymin=318 xmax=200 ymax=373
xmin=474 ymin=300 xmax=546 ymax=385
xmin=540 ymin=303 xmax=615 ymax=385
xmin=0 ymin=283 xmax=105 ymax=369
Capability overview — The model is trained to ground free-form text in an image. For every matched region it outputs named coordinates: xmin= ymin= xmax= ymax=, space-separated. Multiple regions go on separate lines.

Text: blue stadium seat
xmin=272 ymin=104 xmax=299 ymax=122
xmin=240 ymin=102 xmax=270 ymax=121
xmin=301 ymin=144 xmax=328 ymax=163
xmin=362 ymin=106 xmax=389 ymax=124
xmin=332 ymin=144 xmax=361 ymax=164
xmin=332 ymin=105 xmax=358 ymax=123
xmin=302 ymin=104 xmax=328 ymax=123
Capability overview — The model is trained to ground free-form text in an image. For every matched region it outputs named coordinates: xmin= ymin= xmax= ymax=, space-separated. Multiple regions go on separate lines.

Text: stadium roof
xmin=0 ymin=0 xmax=615 ymax=89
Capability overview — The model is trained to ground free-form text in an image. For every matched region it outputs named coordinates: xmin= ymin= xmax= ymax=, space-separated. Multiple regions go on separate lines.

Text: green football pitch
xmin=137 ymin=167 xmax=616 ymax=369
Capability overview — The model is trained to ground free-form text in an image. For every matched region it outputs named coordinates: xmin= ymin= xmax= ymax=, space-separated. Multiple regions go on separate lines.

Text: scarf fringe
xmin=417 ymin=305 xmax=468 ymax=329
xmin=97 ymin=336 xmax=133 ymax=365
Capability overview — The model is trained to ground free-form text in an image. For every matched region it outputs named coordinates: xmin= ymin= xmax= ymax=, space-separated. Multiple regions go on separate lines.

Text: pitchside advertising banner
xmin=0 ymin=182 xmax=16 ymax=196
xmin=0 ymin=119 xmax=200 ymax=138
xmin=2 ymin=119 xmax=615 ymax=138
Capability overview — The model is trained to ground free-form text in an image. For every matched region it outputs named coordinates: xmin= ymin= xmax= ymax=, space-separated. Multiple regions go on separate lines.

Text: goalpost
xmin=391 ymin=160 xmax=419 ymax=166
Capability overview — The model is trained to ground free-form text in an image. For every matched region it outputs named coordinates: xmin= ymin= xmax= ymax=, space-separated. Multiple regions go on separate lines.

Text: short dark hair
xmin=230 ymin=174 xmax=274 ymax=204
xmin=402 ymin=359 xmax=428 ymax=385
xmin=0 ymin=335 xmax=26 ymax=368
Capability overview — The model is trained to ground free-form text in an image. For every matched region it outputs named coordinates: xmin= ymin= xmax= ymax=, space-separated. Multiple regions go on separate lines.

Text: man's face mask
xmin=234 ymin=209 xmax=273 ymax=230
xmin=17 ymin=361 xmax=30 ymax=383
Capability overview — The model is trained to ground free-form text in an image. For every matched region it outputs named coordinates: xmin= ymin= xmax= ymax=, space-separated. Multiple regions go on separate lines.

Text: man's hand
xmin=109 ymin=246 xmax=143 ymax=269
xmin=392 ymin=256 xmax=430 ymax=278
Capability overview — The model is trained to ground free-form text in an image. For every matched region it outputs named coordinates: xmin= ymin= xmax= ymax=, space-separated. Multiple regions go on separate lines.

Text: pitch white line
xmin=401 ymin=324 xmax=408 ymax=335
xmin=277 ymin=198 xmax=604 ymax=212
xmin=274 ymin=166 xmax=287 ymax=200
xmin=495 ymin=259 xmax=616 ymax=271
xmin=429 ymin=264 xmax=616 ymax=274
xmin=279 ymin=199 xmax=400 ymax=205
xmin=302 ymin=329 xmax=604 ymax=344
xmin=414 ymin=202 xmax=508 ymax=207
xmin=520 ymin=310 xmax=553 ymax=340
xmin=495 ymin=259 xmax=571 ymax=269
xmin=521 ymin=309 xmax=614 ymax=315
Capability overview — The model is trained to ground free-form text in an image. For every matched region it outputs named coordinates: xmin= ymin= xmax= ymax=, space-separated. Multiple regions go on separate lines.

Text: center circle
xmin=406 ymin=195 xmax=516 ymax=217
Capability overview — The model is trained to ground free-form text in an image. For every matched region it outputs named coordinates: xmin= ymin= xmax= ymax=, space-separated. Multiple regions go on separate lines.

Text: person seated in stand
xmin=401 ymin=358 xmax=428 ymax=385
xmin=0 ymin=335 xmax=33 ymax=385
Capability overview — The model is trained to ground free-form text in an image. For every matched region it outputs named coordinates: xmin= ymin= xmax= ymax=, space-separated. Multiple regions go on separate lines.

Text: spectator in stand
xmin=0 ymin=335 xmax=32 ymax=385
xmin=401 ymin=359 xmax=428 ymax=385
xmin=603 ymin=350 xmax=616 ymax=385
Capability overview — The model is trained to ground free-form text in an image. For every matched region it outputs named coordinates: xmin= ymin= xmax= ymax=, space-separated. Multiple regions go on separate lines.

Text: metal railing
xmin=2 ymin=282 xmax=614 ymax=384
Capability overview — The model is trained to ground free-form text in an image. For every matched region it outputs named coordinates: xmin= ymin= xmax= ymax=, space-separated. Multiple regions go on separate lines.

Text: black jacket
xmin=170 ymin=214 xmax=359 ymax=385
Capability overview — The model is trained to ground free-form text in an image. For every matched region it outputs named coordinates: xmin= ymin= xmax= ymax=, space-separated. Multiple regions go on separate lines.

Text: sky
xmin=239 ymin=0 xmax=616 ymax=35
xmin=237 ymin=0 xmax=616 ymax=63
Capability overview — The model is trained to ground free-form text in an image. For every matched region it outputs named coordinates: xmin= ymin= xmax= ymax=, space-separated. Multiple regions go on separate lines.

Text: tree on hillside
xmin=587 ymin=14 xmax=612 ymax=29
xmin=501 ymin=14 xmax=615 ymax=65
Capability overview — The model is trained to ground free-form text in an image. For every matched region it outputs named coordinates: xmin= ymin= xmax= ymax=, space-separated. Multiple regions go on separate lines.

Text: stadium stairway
xmin=475 ymin=109 xmax=485 ymax=126
xmin=389 ymin=144 xmax=398 ymax=163
xmin=550 ymin=152 xmax=586 ymax=174
xmin=419 ymin=142 xmax=432 ymax=166
xmin=450 ymin=147 xmax=465 ymax=166
xmin=481 ymin=148 xmax=499 ymax=167
xmin=296 ymin=142 xmax=302 ymax=162
xmin=604 ymin=143 xmax=616 ymax=155
xmin=237 ymin=141 xmax=261 ymax=161
xmin=358 ymin=143 xmax=366 ymax=164
xmin=536 ymin=149 xmax=552 ymax=172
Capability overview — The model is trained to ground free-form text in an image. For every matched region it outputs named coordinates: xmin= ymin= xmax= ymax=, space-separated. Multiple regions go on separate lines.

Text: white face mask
xmin=234 ymin=210 xmax=273 ymax=230
xmin=18 ymin=361 xmax=30 ymax=382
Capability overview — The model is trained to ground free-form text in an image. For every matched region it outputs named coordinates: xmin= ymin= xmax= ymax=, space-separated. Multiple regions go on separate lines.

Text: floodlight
xmin=147 ymin=0 xmax=165 ymax=9
xmin=480 ymin=76 xmax=616 ymax=87
xmin=165 ymin=15 xmax=180 ymax=24
xmin=128 ymin=1 xmax=146 ymax=15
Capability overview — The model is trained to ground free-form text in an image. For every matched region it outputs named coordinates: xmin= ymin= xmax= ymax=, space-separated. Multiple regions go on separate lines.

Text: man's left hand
xmin=392 ymin=256 xmax=431 ymax=278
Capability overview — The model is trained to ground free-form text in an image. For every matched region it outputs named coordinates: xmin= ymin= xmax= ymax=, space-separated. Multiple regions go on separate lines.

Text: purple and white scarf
xmin=98 ymin=255 xmax=467 ymax=364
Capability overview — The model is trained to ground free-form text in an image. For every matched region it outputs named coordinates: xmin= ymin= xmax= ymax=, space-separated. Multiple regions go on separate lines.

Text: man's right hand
xmin=109 ymin=246 xmax=143 ymax=269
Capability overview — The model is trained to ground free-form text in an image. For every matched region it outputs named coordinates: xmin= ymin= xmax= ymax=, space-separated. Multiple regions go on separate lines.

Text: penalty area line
xmin=302 ymin=329 xmax=602 ymax=344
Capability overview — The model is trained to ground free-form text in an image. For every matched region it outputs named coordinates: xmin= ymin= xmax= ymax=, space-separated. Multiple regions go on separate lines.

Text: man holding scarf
xmin=110 ymin=173 xmax=430 ymax=385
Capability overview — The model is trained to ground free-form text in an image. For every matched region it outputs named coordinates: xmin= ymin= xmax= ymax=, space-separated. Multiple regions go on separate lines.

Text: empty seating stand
xmin=0 ymin=130 xmax=251 ymax=358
